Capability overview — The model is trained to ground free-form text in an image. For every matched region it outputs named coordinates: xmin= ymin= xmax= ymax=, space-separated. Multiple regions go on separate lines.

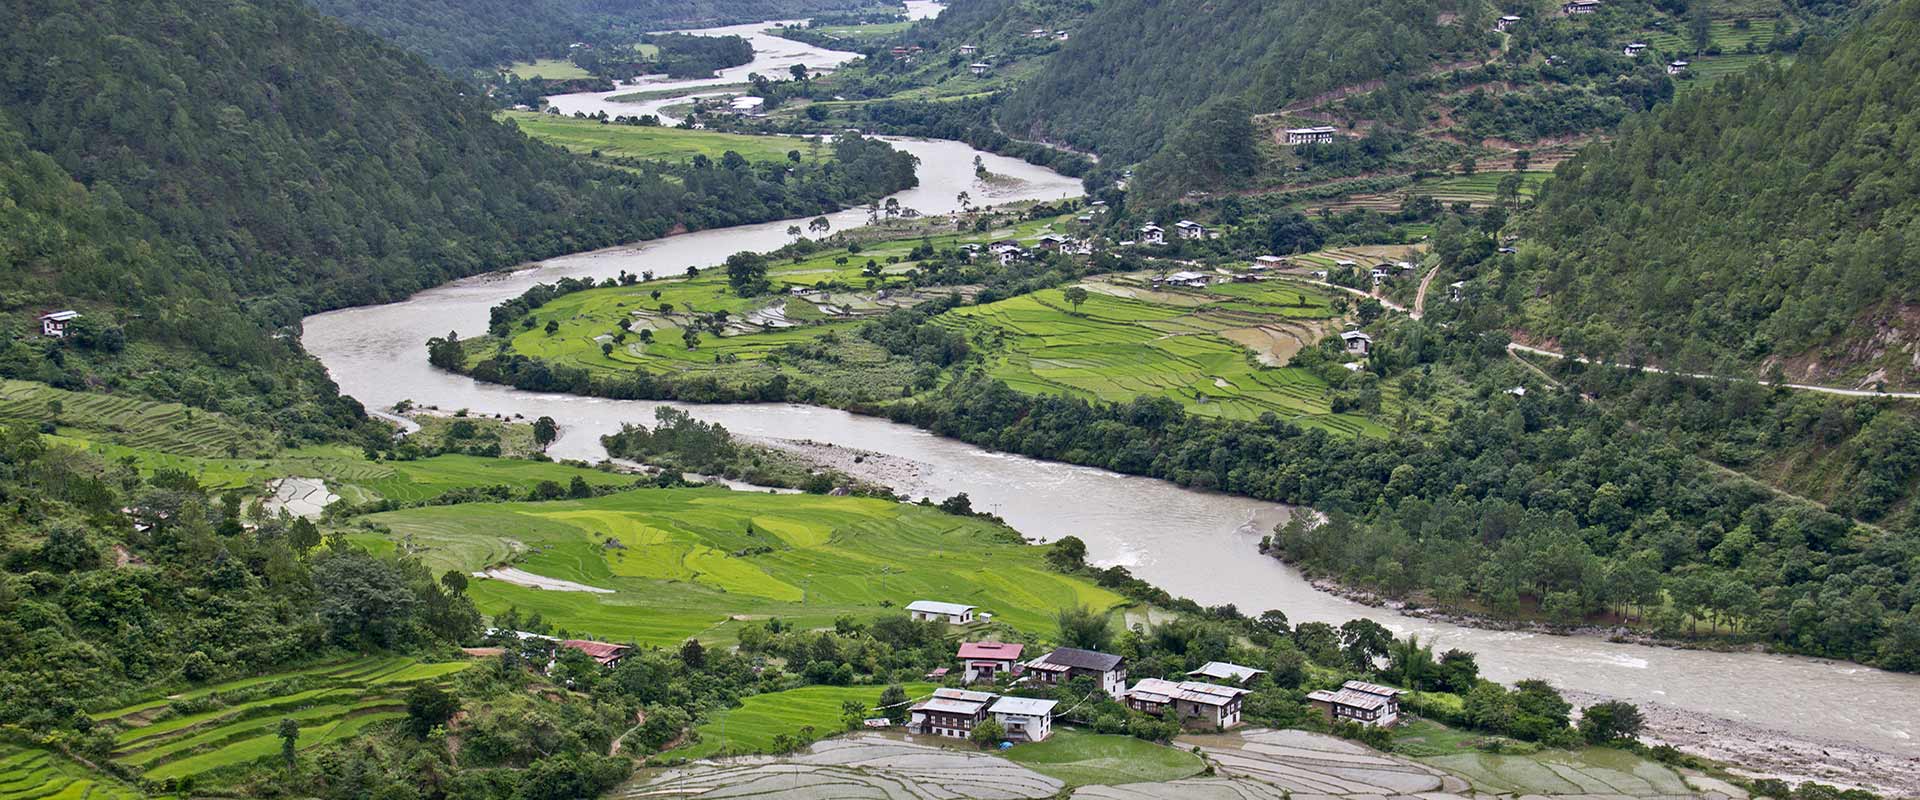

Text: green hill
xmin=1514 ymin=0 xmax=1920 ymax=388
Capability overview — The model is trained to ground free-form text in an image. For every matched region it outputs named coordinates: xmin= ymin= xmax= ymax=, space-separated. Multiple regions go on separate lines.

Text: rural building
xmin=1252 ymin=255 xmax=1287 ymax=270
xmin=1494 ymin=14 xmax=1523 ymax=31
xmin=908 ymin=600 xmax=978 ymax=624
xmin=1341 ymin=330 xmax=1373 ymax=355
xmin=1174 ymin=220 xmax=1209 ymax=240
xmin=1284 ymin=126 xmax=1339 ymax=146
xmin=909 ymin=688 xmax=997 ymax=738
xmin=958 ymin=641 xmax=1025 ymax=683
xmin=558 ymin=639 xmax=631 ymax=669
xmin=1623 ymin=42 xmax=1647 ymax=56
xmin=969 ymin=62 xmax=991 ymax=76
xmin=1035 ymin=234 xmax=1068 ymax=251
xmin=1024 ymin=647 xmax=1129 ymax=697
xmin=1667 ymin=60 xmax=1690 ymax=75
xmin=1158 ymin=271 xmax=1211 ymax=289
xmin=727 ymin=96 xmax=766 ymax=115
xmin=1562 ymin=0 xmax=1600 ymax=13
xmin=988 ymin=696 xmax=1058 ymax=742
xmin=39 ymin=310 xmax=79 ymax=338
xmin=958 ymin=44 xmax=978 ymax=56
xmin=1370 ymin=267 xmax=1391 ymax=286
xmin=1027 ymin=27 xmax=1049 ymax=38
xmin=1306 ymin=680 xmax=1405 ymax=727
xmin=1187 ymin=661 xmax=1267 ymax=686
xmin=1139 ymin=224 xmax=1166 ymax=245
xmin=1123 ymin=678 xmax=1251 ymax=728
xmin=1506 ymin=386 xmax=1528 ymax=397
xmin=1448 ymin=280 xmax=1466 ymax=302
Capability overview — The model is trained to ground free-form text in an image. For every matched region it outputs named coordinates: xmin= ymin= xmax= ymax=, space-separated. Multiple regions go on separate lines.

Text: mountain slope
xmin=1514 ymin=0 xmax=1920 ymax=387
xmin=996 ymin=0 xmax=1491 ymax=165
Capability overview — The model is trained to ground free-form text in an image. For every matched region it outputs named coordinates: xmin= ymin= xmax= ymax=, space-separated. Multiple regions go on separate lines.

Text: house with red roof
xmin=957 ymin=642 xmax=1024 ymax=684
xmin=560 ymin=639 xmax=632 ymax=668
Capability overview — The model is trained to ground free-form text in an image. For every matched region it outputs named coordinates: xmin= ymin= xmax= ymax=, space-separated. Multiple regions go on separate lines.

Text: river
xmin=302 ymin=9 xmax=1920 ymax=789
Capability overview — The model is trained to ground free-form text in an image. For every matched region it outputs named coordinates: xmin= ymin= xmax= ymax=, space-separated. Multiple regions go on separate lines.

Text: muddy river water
xmin=302 ymin=11 xmax=1920 ymax=784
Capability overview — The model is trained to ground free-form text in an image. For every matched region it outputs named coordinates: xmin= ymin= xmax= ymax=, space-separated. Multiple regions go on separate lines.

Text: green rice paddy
xmin=502 ymin=112 xmax=819 ymax=163
xmin=943 ymin=285 xmax=1390 ymax=435
xmin=0 ymin=378 xmax=271 ymax=458
xmin=356 ymin=487 xmax=1126 ymax=645
xmin=667 ymin=683 xmax=936 ymax=760
xmin=1000 ymin=728 xmax=1207 ymax=786
xmin=0 ymin=746 xmax=143 ymax=800
xmin=91 ymin=656 xmax=470 ymax=783
xmin=505 ymin=58 xmax=592 ymax=80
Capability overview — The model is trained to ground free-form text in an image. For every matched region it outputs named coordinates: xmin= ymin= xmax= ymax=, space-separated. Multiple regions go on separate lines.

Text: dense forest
xmin=0 ymin=0 xmax=917 ymax=441
xmin=996 ymin=0 xmax=1491 ymax=166
xmin=305 ymin=0 xmax=891 ymax=71
xmin=1514 ymin=0 xmax=1920 ymax=388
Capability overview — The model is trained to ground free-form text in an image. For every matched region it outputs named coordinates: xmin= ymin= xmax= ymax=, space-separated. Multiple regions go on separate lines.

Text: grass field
xmin=667 ymin=683 xmax=936 ymax=759
xmin=356 ymin=487 xmax=1126 ymax=645
xmin=0 ymin=745 xmax=143 ymax=800
xmin=944 ymin=284 xmax=1391 ymax=435
xmin=1392 ymin=718 xmax=1692 ymax=796
xmin=809 ymin=21 xmax=912 ymax=38
xmin=1000 ymin=728 xmax=1206 ymax=787
xmin=91 ymin=656 xmax=470 ymax=783
xmin=502 ymin=112 xmax=819 ymax=163
xmin=506 ymin=58 xmax=592 ymax=80
xmin=1409 ymin=170 xmax=1549 ymax=205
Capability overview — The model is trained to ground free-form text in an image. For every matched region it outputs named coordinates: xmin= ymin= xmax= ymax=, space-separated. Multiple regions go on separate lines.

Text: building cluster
xmin=1306 ymin=680 xmax=1406 ymax=727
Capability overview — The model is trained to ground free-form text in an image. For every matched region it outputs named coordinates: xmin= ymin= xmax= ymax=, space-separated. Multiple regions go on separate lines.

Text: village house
xmin=1252 ymin=255 xmax=1287 ymax=271
xmin=1123 ymin=678 xmax=1251 ymax=728
xmin=1158 ymin=270 xmax=1211 ymax=289
xmin=1341 ymin=330 xmax=1373 ymax=355
xmin=1284 ymin=126 xmax=1339 ymax=146
xmin=1494 ymin=14 xmax=1523 ymax=31
xmin=1187 ymin=661 xmax=1267 ymax=686
xmin=1306 ymin=680 xmax=1405 ymax=727
xmin=1562 ymin=0 xmax=1601 ymax=13
xmin=558 ymin=639 xmax=631 ymax=669
xmin=1667 ymin=60 xmax=1690 ymax=75
xmin=726 ymin=96 xmax=766 ymax=116
xmin=1138 ymin=223 xmax=1166 ymax=245
xmin=989 ymin=696 xmax=1058 ymax=742
xmin=910 ymin=688 xmax=997 ymax=739
xmin=1448 ymin=280 xmax=1466 ymax=302
xmin=1054 ymin=30 xmax=1071 ymax=41
xmin=39 ymin=310 xmax=79 ymax=338
xmin=1035 ymin=233 xmax=1069 ymax=251
xmin=908 ymin=600 xmax=977 ymax=624
xmin=969 ymin=62 xmax=991 ymax=77
xmin=1623 ymin=42 xmax=1647 ymax=56
xmin=958 ymin=44 xmax=978 ymax=56
xmin=958 ymin=641 xmax=1025 ymax=683
xmin=1026 ymin=27 xmax=1049 ymax=38
xmin=1023 ymin=647 xmax=1128 ymax=697
xmin=1174 ymin=220 xmax=1208 ymax=240
xmin=1369 ymin=267 xmax=1391 ymax=287
xmin=1506 ymin=386 xmax=1528 ymax=397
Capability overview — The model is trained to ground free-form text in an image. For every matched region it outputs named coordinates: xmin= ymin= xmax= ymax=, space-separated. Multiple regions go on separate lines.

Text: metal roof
xmin=907 ymin=600 xmax=975 ymax=616
xmin=989 ymin=697 xmax=1058 ymax=717
xmin=1188 ymin=661 xmax=1266 ymax=682
xmin=1032 ymin=647 xmax=1123 ymax=672
xmin=959 ymin=641 xmax=1024 ymax=660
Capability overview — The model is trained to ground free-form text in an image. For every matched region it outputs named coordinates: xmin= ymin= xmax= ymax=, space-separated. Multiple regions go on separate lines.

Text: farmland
xmin=355 ymin=487 xmax=1127 ymax=645
xmin=665 ymin=683 xmax=934 ymax=760
xmin=502 ymin=112 xmax=820 ymax=163
xmin=92 ymin=656 xmax=470 ymax=784
xmin=943 ymin=282 xmax=1392 ymax=434
xmin=1000 ymin=728 xmax=1206 ymax=787
xmin=0 ymin=378 xmax=274 ymax=458
xmin=0 ymin=746 xmax=143 ymax=800
xmin=505 ymin=58 xmax=592 ymax=80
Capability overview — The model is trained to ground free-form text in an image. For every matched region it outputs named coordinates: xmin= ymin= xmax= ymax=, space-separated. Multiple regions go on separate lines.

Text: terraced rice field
xmin=0 ymin=379 xmax=270 ymax=458
xmin=628 ymin=735 xmax=1068 ymax=799
xmin=668 ymin=683 xmax=937 ymax=760
xmin=92 ymin=656 xmax=470 ymax=783
xmin=944 ymin=287 xmax=1388 ymax=435
xmin=0 ymin=746 xmax=143 ymax=800
xmin=360 ymin=487 xmax=1126 ymax=645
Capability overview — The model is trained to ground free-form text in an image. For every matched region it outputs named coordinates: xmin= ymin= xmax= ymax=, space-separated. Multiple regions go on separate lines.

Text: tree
xmin=809 ymin=216 xmax=831 ymax=235
xmin=725 ymin=251 xmax=770 ymax=296
xmin=277 ymin=718 xmax=300 ymax=770
xmin=786 ymin=224 xmax=803 ymax=239
xmin=970 ymin=716 xmax=1004 ymax=747
xmin=679 ymin=638 xmax=706 ymax=668
xmin=790 ymin=63 xmax=809 ymax=82
xmin=841 ymin=699 xmax=867 ymax=731
xmin=532 ymin=416 xmax=559 ymax=447
xmin=1064 ymin=286 xmax=1089 ymax=314
xmin=1578 ymin=701 xmax=1644 ymax=743
xmin=879 ymin=684 xmax=911 ymax=724
xmin=1340 ymin=619 xmax=1394 ymax=671
xmin=544 ymin=319 xmax=559 ymax=335
xmin=1046 ymin=536 xmax=1088 ymax=570
xmin=1056 ymin=606 xmax=1114 ymax=651
xmin=404 ymin=683 xmax=460 ymax=739
xmin=682 ymin=328 xmax=701 ymax=350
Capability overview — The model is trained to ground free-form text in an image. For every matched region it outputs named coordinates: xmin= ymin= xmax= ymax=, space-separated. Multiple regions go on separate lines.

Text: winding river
xmin=303 ymin=11 xmax=1920 ymax=778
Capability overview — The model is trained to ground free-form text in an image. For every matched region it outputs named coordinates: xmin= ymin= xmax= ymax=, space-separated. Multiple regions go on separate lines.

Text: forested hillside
xmin=306 ymin=0 xmax=891 ymax=71
xmin=1514 ymin=0 xmax=1920 ymax=387
xmin=0 ymin=0 xmax=917 ymax=440
xmin=997 ymin=0 xmax=1491 ymax=165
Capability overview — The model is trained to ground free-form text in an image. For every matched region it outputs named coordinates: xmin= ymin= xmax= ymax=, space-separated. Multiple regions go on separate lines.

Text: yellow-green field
xmin=506 ymin=58 xmax=592 ymax=80
xmin=355 ymin=487 xmax=1127 ymax=645
xmin=502 ymin=111 xmax=820 ymax=163
xmin=667 ymin=683 xmax=936 ymax=759
xmin=0 ymin=745 xmax=143 ymax=800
